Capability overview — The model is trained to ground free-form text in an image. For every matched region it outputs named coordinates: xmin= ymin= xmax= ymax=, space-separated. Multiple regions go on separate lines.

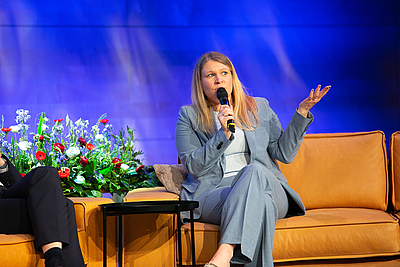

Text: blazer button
xmin=217 ymin=142 xmax=223 ymax=150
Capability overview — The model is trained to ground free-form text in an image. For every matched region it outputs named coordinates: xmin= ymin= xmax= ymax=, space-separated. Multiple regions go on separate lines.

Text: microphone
xmin=216 ymin=87 xmax=235 ymax=133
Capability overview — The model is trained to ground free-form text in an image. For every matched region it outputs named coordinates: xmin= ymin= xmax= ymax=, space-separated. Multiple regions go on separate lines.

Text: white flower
xmin=42 ymin=124 xmax=49 ymax=131
xmin=95 ymin=134 xmax=104 ymax=140
xmin=18 ymin=141 xmax=32 ymax=151
xmin=10 ymin=125 xmax=20 ymax=132
xmin=92 ymin=125 xmax=99 ymax=134
xmin=66 ymin=146 xmax=80 ymax=158
xmin=74 ymin=175 xmax=85 ymax=185
xmin=121 ymin=164 xmax=129 ymax=170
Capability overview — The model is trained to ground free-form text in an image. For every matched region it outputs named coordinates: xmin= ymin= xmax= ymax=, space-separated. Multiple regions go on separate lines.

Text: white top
xmin=214 ymin=112 xmax=250 ymax=178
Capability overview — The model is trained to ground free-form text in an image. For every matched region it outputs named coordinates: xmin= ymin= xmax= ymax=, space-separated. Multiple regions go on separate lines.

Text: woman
xmin=0 ymin=153 xmax=85 ymax=267
xmin=175 ymin=52 xmax=330 ymax=267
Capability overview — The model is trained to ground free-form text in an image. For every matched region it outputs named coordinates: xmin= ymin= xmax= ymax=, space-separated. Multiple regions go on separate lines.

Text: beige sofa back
xmin=278 ymin=131 xmax=388 ymax=211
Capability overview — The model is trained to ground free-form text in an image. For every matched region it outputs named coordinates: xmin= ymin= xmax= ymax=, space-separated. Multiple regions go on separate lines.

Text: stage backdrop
xmin=0 ymin=1 xmax=399 ymax=164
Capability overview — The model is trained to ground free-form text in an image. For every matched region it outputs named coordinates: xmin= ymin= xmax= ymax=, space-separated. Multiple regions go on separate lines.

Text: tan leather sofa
xmin=2 ymin=131 xmax=400 ymax=266
xmin=124 ymin=131 xmax=400 ymax=266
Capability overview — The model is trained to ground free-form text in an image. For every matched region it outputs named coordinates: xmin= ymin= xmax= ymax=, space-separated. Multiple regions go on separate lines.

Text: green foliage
xmin=0 ymin=110 xmax=161 ymax=197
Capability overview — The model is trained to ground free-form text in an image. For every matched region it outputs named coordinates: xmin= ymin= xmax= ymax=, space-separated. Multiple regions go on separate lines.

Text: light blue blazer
xmin=175 ymin=97 xmax=313 ymax=220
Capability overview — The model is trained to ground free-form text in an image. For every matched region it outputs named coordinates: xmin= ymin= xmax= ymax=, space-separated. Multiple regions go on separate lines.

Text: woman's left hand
xmin=297 ymin=85 xmax=331 ymax=117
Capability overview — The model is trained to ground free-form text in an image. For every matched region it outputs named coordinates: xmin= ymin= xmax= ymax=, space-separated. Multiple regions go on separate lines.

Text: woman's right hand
xmin=217 ymin=105 xmax=235 ymax=138
xmin=0 ymin=152 xmax=5 ymax=166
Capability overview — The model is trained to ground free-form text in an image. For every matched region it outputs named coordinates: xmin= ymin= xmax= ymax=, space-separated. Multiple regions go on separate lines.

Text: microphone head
xmin=216 ymin=87 xmax=228 ymax=99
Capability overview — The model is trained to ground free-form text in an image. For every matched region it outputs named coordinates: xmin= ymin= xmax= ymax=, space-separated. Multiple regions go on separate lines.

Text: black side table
xmin=100 ymin=200 xmax=199 ymax=267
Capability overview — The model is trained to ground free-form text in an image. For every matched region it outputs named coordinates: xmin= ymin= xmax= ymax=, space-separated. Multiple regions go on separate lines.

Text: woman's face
xmin=200 ymin=60 xmax=233 ymax=108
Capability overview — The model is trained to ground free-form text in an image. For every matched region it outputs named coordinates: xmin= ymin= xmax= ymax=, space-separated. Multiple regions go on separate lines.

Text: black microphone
xmin=216 ymin=87 xmax=235 ymax=133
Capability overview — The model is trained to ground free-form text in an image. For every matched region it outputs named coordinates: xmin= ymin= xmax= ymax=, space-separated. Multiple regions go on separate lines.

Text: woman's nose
xmin=214 ymin=74 xmax=223 ymax=84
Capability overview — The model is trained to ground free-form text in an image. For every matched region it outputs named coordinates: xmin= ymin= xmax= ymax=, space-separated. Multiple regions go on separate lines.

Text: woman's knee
xmin=30 ymin=167 xmax=61 ymax=185
xmin=233 ymin=163 xmax=277 ymax=192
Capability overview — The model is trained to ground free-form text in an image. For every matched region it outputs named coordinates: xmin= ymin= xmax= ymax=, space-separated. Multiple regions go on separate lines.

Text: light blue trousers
xmin=199 ymin=163 xmax=289 ymax=267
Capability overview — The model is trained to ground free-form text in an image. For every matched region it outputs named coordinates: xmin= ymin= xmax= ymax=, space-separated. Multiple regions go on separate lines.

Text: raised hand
xmin=297 ymin=85 xmax=331 ymax=117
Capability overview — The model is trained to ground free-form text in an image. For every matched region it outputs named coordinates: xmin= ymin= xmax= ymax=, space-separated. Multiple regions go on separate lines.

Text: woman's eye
xmin=207 ymin=73 xmax=214 ymax=77
xmin=222 ymin=71 xmax=228 ymax=75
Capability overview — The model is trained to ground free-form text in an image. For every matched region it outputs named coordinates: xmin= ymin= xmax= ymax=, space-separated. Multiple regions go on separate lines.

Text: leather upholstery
xmin=390 ymin=131 xmax=400 ymax=210
xmin=177 ymin=131 xmax=400 ymax=265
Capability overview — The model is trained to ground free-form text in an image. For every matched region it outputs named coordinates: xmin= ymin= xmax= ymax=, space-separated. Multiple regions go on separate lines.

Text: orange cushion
xmin=278 ymin=131 xmax=388 ymax=210
xmin=274 ymin=208 xmax=400 ymax=262
xmin=390 ymin=131 xmax=400 ymax=210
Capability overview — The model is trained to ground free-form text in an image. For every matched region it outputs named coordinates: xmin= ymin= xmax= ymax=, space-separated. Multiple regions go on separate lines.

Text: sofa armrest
xmin=69 ymin=197 xmax=114 ymax=266
xmin=390 ymin=131 xmax=400 ymax=211
xmin=125 ymin=186 xmax=180 ymax=201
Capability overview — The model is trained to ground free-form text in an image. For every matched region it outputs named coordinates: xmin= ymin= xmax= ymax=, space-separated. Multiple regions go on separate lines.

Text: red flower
xmin=78 ymin=138 xmax=87 ymax=146
xmin=35 ymin=151 xmax=46 ymax=161
xmin=58 ymin=167 xmax=70 ymax=178
xmin=135 ymin=164 xmax=145 ymax=172
xmin=86 ymin=143 xmax=95 ymax=150
xmin=100 ymin=119 xmax=109 ymax=124
xmin=53 ymin=143 xmax=65 ymax=153
xmin=39 ymin=135 xmax=45 ymax=141
xmin=20 ymin=173 xmax=25 ymax=177
xmin=112 ymin=158 xmax=122 ymax=168
xmin=1 ymin=128 xmax=11 ymax=132
xmin=80 ymin=156 xmax=89 ymax=166
xmin=53 ymin=118 xmax=64 ymax=123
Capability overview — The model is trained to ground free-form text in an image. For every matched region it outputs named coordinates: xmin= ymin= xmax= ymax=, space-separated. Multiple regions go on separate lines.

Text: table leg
xmin=177 ymin=208 xmax=182 ymax=267
xmin=190 ymin=210 xmax=196 ymax=267
xmin=117 ymin=215 xmax=123 ymax=267
xmin=103 ymin=207 xmax=107 ymax=267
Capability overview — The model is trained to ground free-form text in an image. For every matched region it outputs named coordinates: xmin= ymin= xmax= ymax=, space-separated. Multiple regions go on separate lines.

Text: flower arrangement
xmin=0 ymin=109 xmax=160 ymax=197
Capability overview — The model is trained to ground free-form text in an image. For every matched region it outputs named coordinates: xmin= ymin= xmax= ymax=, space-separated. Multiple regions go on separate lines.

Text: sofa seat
xmin=180 ymin=208 xmax=400 ymax=265
xmin=0 ymin=234 xmax=43 ymax=266
xmin=273 ymin=208 xmax=400 ymax=262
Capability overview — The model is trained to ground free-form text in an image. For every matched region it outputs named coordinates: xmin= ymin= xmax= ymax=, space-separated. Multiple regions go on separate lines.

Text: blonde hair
xmin=191 ymin=52 xmax=259 ymax=134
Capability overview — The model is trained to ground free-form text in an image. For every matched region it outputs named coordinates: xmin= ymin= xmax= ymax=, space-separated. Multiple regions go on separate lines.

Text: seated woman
xmin=0 ymin=153 xmax=85 ymax=267
xmin=175 ymin=52 xmax=330 ymax=267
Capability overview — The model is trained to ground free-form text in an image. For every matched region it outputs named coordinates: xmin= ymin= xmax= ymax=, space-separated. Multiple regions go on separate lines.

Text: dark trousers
xmin=1 ymin=167 xmax=85 ymax=267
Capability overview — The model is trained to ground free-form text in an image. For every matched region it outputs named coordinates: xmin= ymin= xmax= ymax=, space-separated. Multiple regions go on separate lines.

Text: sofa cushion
xmin=153 ymin=164 xmax=188 ymax=195
xmin=180 ymin=208 xmax=400 ymax=265
xmin=390 ymin=131 xmax=400 ymax=211
xmin=0 ymin=234 xmax=43 ymax=267
xmin=273 ymin=208 xmax=400 ymax=262
xmin=278 ymin=131 xmax=388 ymax=210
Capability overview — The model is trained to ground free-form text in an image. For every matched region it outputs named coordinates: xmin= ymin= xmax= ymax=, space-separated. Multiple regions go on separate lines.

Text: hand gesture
xmin=297 ymin=85 xmax=331 ymax=117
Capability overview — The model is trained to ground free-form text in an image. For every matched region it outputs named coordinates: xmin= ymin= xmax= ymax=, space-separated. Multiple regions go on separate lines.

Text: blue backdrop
xmin=0 ymin=1 xmax=399 ymax=164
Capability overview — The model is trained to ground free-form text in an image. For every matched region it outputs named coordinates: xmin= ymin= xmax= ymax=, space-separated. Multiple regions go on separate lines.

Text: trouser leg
xmin=3 ymin=167 xmax=85 ymax=266
xmin=61 ymin=198 xmax=85 ymax=267
xmin=200 ymin=163 xmax=289 ymax=266
xmin=4 ymin=167 xmax=69 ymax=249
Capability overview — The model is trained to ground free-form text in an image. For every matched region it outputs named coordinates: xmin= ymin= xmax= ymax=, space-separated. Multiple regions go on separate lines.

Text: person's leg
xmin=60 ymin=198 xmax=85 ymax=267
xmin=3 ymin=167 xmax=84 ymax=267
xmin=199 ymin=186 xmax=235 ymax=267
xmin=220 ymin=163 xmax=289 ymax=267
